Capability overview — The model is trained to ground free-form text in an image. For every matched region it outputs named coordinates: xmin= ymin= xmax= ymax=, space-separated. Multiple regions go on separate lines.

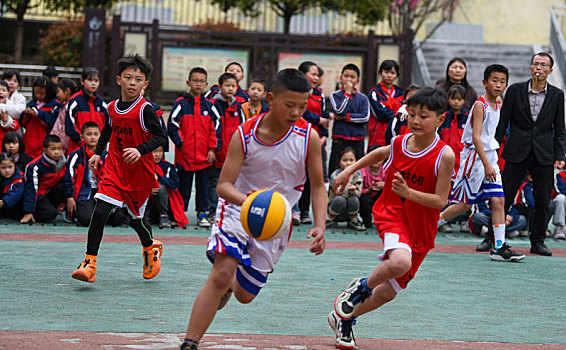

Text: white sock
xmin=493 ymin=224 xmax=505 ymax=249
xmin=438 ymin=213 xmax=447 ymax=227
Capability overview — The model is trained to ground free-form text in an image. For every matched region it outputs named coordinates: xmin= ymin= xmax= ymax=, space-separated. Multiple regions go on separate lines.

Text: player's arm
xmin=216 ymin=131 xmax=247 ymax=206
xmin=392 ymin=147 xmax=455 ymax=209
xmin=471 ymin=103 xmax=496 ymax=182
xmin=306 ymin=130 xmax=326 ymax=255
xmin=333 ymin=145 xmax=390 ymax=194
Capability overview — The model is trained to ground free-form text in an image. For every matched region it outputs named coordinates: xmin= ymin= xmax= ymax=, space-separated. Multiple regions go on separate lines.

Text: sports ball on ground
xmin=240 ymin=189 xmax=292 ymax=241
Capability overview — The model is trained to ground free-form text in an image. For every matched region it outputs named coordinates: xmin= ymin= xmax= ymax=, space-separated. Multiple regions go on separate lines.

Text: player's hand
xmin=555 ymin=160 xmax=565 ymax=170
xmin=307 ymin=226 xmax=326 ymax=255
xmin=20 ymin=213 xmax=35 ymax=224
xmin=88 ymin=154 xmax=101 ymax=172
xmin=123 ymin=148 xmax=141 ymax=164
xmin=332 ymin=170 xmax=351 ymax=195
xmin=66 ymin=198 xmax=76 ymax=215
xmin=207 ymin=150 xmax=217 ymax=163
xmin=484 ymin=165 xmax=497 ymax=183
xmin=392 ymin=172 xmax=410 ymax=199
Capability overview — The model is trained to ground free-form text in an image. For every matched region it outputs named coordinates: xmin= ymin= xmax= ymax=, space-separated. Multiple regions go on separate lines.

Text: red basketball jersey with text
xmin=373 ymin=133 xmax=450 ymax=252
xmin=102 ymin=95 xmax=157 ymax=191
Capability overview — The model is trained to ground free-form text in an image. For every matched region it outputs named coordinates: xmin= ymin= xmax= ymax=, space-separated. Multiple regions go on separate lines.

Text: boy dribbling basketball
xmin=179 ymin=69 xmax=327 ymax=350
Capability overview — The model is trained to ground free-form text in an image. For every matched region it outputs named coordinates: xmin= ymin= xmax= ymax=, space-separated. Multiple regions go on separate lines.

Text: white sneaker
xmin=506 ymin=230 xmax=520 ymax=238
xmin=328 ymin=311 xmax=356 ymax=349
xmin=459 ymin=221 xmax=471 ymax=233
xmin=554 ymin=225 xmax=566 ymax=240
xmin=197 ymin=212 xmax=211 ymax=227
xmin=438 ymin=223 xmax=453 ymax=233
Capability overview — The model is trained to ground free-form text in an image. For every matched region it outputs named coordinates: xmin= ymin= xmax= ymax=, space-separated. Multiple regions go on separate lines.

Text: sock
xmin=438 ymin=213 xmax=447 ymax=227
xmin=360 ymin=278 xmax=372 ymax=294
xmin=493 ymin=224 xmax=505 ymax=249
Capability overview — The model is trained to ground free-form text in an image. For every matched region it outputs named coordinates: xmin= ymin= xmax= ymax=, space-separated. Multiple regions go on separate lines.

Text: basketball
xmin=240 ymin=189 xmax=292 ymax=241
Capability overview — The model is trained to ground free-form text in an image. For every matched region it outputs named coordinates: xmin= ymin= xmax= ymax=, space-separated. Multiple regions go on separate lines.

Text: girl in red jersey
xmin=327 ymin=87 xmax=455 ymax=349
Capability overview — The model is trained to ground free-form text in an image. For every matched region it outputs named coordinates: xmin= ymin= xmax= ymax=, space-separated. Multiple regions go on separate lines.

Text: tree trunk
xmin=14 ymin=14 xmax=24 ymax=63
xmin=283 ymin=13 xmax=292 ymax=34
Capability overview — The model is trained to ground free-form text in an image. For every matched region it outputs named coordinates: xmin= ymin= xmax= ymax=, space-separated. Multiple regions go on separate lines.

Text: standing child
xmin=51 ymin=78 xmax=78 ymax=154
xmin=384 ymin=84 xmax=421 ymax=145
xmin=71 ymin=54 xmax=167 ymax=283
xmin=327 ymin=87 xmax=455 ymax=349
xmin=359 ymin=145 xmax=386 ymax=229
xmin=0 ymin=152 xmax=24 ymax=220
xmin=207 ymin=73 xmax=245 ymax=224
xmin=241 ymin=79 xmax=269 ymax=120
xmin=43 ymin=66 xmax=59 ymax=84
xmin=1 ymin=69 xmax=26 ymax=120
xmin=368 ymin=60 xmax=405 ymax=148
xmin=168 ymin=67 xmax=219 ymax=227
xmin=327 ymin=148 xmax=365 ymax=230
xmin=205 ymin=62 xmax=249 ymax=103
xmin=437 ymin=64 xmax=525 ymax=262
xmin=2 ymin=132 xmax=32 ymax=172
xmin=179 ymin=69 xmax=326 ymax=350
xmin=20 ymin=76 xmax=60 ymax=158
xmin=0 ymin=80 xmax=20 ymax=141
xmin=65 ymin=67 xmax=108 ymax=153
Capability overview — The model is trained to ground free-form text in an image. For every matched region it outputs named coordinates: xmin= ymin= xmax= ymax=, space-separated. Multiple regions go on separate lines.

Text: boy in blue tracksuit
xmin=0 ymin=152 xmax=24 ymax=219
xmin=328 ymin=63 xmax=369 ymax=175
xmin=471 ymin=199 xmax=526 ymax=238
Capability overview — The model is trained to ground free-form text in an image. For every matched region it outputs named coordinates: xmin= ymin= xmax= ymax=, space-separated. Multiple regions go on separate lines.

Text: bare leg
xmin=366 ymin=248 xmax=411 ymax=289
xmin=354 ymin=282 xmax=397 ymax=317
xmin=441 ymin=202 xmax=472 ymax=222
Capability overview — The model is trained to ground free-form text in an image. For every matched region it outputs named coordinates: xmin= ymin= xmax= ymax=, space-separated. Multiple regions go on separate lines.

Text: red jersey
xmin=373 ymin=133 xmax=450 ymax=252
xmin=101 ymin=95 xmax=158 ymax=191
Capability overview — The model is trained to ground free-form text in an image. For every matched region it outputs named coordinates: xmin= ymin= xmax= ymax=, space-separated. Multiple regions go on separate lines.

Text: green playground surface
xmin=1 ymin=216 xmax=566 ymax=348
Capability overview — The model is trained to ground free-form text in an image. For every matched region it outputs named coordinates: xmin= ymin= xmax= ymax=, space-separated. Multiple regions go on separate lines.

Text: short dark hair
xmin=82 ymin=67 xmax=100 ymax=81
xmin=188 ymin=67 xmax=207 ymax=80
xmin=2 ymin=69 xmax=21 ymax=84
xmin=342 ymin=63 xmax=360 ymax=78
xmin=43 ymin=134 xmax=62 ymax=148
xmin=271 ymin=69 xmax=310 ymax=95
xmin=379 ymin=60 xmax=400 ymax=74
xmin=0 ymin=152 xmax=15 ymax=165
xmin=81 ymin=121 xmax=100 ymax=133
xmin=117 ymin=54 xmax=153 ymax=79
xmin=32 ymin=76 xmax=57 ymax=102
xmin=218 ymin=73 xmax=238 ymax=86
xmin=339 ymin=147 xmax=356 ymax=160
xmin=43 ymin=65 xmax=59 ymax=79
xmin=298 ymin=61 xmax=317 ymax=75
xmin=2 ymin=131 xmax=25 ymax=154
xmin=317 ymin=66 xmax=324 ymax=77
xmin=483 ymin=64 xmax=509 ymax=82
xmin=406 ymin=87 xmax=446 ymax=115
xmin=249 ymin=79 xmax=268 ymax=91
xmin=56 ymin=78 xmax=78 ymax=94
xmin=447 ymin=84 xmax=466 ymax=99
xmin=531 ymin=52 xmax=554 ymax=68
xmin=225 ymin=62 xmax=244 ymax=73
xmin=0 ymin=80 xmax=9 ymax=90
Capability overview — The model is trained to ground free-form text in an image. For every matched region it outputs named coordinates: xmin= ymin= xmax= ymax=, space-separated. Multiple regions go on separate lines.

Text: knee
xmin=209 ymin=266 xmax=235 ymax=291
xmin=75 ymin=210 xmax=91 ymax=226
xmin=556 ymin=194 xmax=566 ymax=205
xmin=386 ymin=256 xmax=411 ymax=278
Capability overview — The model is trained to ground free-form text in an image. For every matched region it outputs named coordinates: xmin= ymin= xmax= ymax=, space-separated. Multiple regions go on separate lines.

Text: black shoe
xmin=490 ymin=243 xmax=525 ymax=262
xmin=476 ymin=238 xmax=493 ymax=252
xmin=530 ymin=242 xmax=552 ymax=256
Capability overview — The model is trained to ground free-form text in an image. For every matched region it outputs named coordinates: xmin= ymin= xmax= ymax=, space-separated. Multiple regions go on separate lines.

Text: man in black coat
xmin=495 ymin=52 xmax=565 ymax=256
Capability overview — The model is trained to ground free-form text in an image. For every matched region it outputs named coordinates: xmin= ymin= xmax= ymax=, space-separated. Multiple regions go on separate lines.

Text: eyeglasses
xmin=190 ymin=79 xmax=207 ymax=84
xmin=531 ymin=62 xmax=550 ymax=68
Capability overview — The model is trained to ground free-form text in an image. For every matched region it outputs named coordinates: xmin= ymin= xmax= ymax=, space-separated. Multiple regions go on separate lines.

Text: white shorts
xmin=451 ymin=147 xmax=504 ymax=204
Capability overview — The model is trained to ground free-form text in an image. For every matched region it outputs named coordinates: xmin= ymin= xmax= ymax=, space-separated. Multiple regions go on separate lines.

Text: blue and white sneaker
xmin=197 ymin=212 xmax=211 ymax=227
xmin=334 ymin=278 xmax=372 ymax=320
xmin=328 ymin=310 xmax=356 ymax=349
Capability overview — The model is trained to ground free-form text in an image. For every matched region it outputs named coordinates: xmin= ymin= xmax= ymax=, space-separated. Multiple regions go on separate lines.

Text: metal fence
xmin=0 ymin=64 xmax=82 ymax=100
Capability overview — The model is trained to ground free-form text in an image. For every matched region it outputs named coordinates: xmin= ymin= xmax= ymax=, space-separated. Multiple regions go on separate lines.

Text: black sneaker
xmin=476 ymin=238 xmax=493 ymax=252
xmin=328 ymin=310 xmax=356 ymax=349
xmin=159 ymin=215 xmax=171 ymax=229
xmin=490 ymin=243 xmax=525 ymax=262
xmin=347 ymin=218 xmax=366 ymax=231
xmin=334 ymin=278 xmax=372 ymax=320
xmin=179 ymin=341 xmax=198 ymax=350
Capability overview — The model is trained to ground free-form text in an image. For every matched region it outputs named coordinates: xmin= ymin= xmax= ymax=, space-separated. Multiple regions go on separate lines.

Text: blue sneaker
xmin=197 ymin=212 xmax=211 ymax=227
xmin=334 ymin=278 xmax=372 ymax=320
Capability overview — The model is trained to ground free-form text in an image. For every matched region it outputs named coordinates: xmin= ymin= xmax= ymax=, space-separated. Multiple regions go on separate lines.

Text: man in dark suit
xmin=494 ymin=52 xmax=565 ymax=256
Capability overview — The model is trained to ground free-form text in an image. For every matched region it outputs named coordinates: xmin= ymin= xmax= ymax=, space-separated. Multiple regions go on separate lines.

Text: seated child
xmin=144 ymin=146 xmax=188 ymax=229
xmin=328 ymin=147 xmax=365 ymax=230
xmin=549 ymin=170 xmax=566 ymax=240
xmin=0 ymin=152 xmax=24 ymax=219
xmin=359 ymin=145 xmax=386 ymax=229
xmin=21 ymin=135 xmax=74 ymax=223
xmin=67 ymin=122 xmax=125 ymax=226
xmin=241 ymin=79 xmax=269 ymax=120
xmin=0 ymin=80 xmax=20 ymax=141
xmin=384 ymin=83 xmax=421 ymax=145
xmin=2 ymin=131 xmax=33 ymax=172
xmin=513 ymin=174 xmax=534 ymax=238
xmin=470 ymin=199 xmax=526 ymax=238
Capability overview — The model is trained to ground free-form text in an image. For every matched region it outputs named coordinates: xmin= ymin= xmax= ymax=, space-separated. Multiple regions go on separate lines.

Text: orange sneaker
xmin=143 ymin=240 xmax=163 ymax=279
xmin=71 ymin=255 xmax=97 ymax=283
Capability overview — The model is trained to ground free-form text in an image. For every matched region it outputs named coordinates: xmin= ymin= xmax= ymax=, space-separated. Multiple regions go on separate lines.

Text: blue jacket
xmin=65 ymin=89 xmax=108 ymax=151
xmin=477 ymin=199 xmax=520 ymax=222
xmin=329 ymin=88 xmax=369 ymax=141
xmin=66 ymin=146 xmax=108 ymax=201
xmin=156 ymin=160 xmax=180 ymax=190
xmin=1 ymin=169 xmax=24 ymax=209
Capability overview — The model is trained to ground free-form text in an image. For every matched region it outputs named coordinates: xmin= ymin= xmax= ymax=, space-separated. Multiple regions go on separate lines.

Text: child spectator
xmin=2 ymin=131 xmax=32 ymax=172
xmin=67 ymin=122 xmax=125 ymax=227
xmin=205 ymin=62 xmax=249 ymax=103
xmin=142 ymin=89 xmax=169 ymax=152
xmin=168 ymin=67 xmax=219 ymax=227
xmin=328 ymin=63 xmax=369 ymax=175
xmin=513 ymin=174 xmax=534 ymax=238
xmin=1 ymin=69 xmax=26 ymax=120
xmin=470 ymin=198 xmax=527 ymax=238
xmin=0 ymin=152 xmax=24 ymax=219
xmin=43 ymin=65 xmax=59 ymax=84
xmin=0 ymin=80 xmax=20 ymax=141
xmin=20 ymin=135 xmax=74 ymax=223
xmin=327 ymin=147 xmax=365 ymax=230
xmin=368 ymin=60 xmax=405 ymax=148
xmin=145 ymin=146 xmax=188 ymax=229
xmin=20 ymin=76 xmax=60 ymax=158
xmin=51 ymin=78 xmax=78 ymax=154
xmin=359 ymin=145 xmax=386 ymax=229
xmin=71 ymin=54 xmax=166 ymax=283
xmin=384 ymin=83 xmax=421 ymax=145
xmin=241 ymin=79 xmax=269 ymax=120
xmin=65 ymin=67 xmax=108 ymax=153
xmin=550 ymin=170 xmax=566 ymax=240
xmin=207 ymin=73 xmax=244 ymax=224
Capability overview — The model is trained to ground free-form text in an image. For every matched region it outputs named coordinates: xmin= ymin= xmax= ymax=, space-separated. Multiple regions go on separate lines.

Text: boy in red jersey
xmin=328 ymin=87 xmax=455 ymax=349
xmin=71 ymin=55 xmax=167 ymax=283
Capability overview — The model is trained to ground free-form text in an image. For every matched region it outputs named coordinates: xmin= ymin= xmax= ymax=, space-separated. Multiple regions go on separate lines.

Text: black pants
xmin=35 ymin=182 xmax=66 ymax=222
xmin=0 ymin=198 xmax=22 ymax=220
xmin=179 ymin=168 xmax=209 ymax=213
xmin=328 ymin=139 xmax=365 ymax=175
xmin=75 ymin=190 xmax=126 ymax=227
xmin=359 ymin=192 xmax=379 ymax=227
xmin=502 ymin=150 xmax=554 ymax=245
xmin=144 ymin=184 xmax=170 ymax=224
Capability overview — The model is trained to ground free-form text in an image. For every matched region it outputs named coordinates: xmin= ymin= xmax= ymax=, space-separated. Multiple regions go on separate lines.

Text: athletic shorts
xmin=376 ymin=220 xmax=429 ymax=292
xmin=95 ymin=181 xmax=150 ymax=218
xmin=451 ymin=147 xmax=503 ymax=204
